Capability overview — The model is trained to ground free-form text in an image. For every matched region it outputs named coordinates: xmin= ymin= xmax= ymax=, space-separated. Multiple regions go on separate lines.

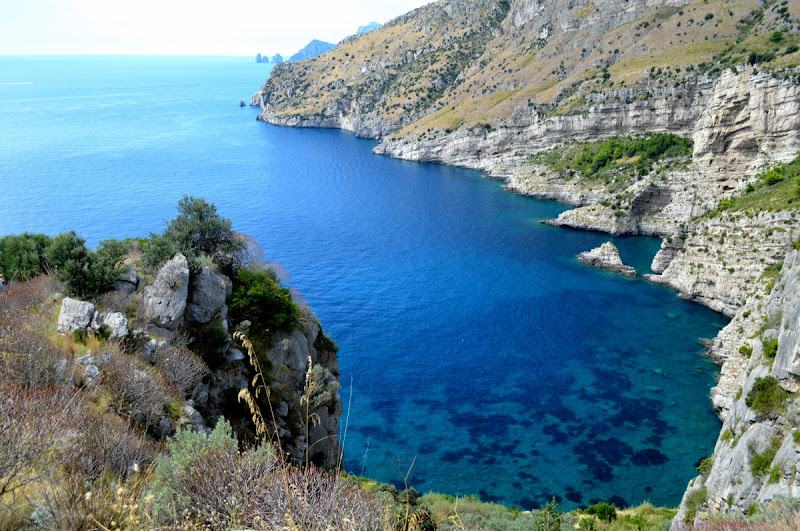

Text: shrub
xmin=142 ymin=196 xmax=245 ymax=273
xmin=535 ymin=497 xmax=563 ymax=530
xmin=786 ymin=44 xmax=799 ymax=55
xmin=0 ymin=233 xmax=51 ymax=282
xmin=585 ymin=502 xmax=617 ymax=522
xmin=696 ymin=456 xmax=714 ymax=476
xmin=153 ymin=345 xmax=207 ymax=398
xmin=0 ymin=384 xmax=81 ymax=508
xmin=751 ymin=436 xmax=782 ymax=476
xmin=150 ymin=418 xmax=388 ymax=528
xmin=97 ymin=351 xmax=178 ymax=433
xmin=748 ymin=51 xmax=776 ymax=65
xmin=685 ymin=488 xmax=707 ymax=522
xmin=229 ymin=267 xmax=298 ymax=333
xmin=746 ymin=376 xmax=789 ymax=415
xmin=0 ymin=322 xmax=70 ymax=389
xmin=739 ymin=344 xmax=753 ymax=357
xmin=762 ymin=337 xmax=778 ymax=359
xmin=770 ymin=31 xmax=784 ymax=43
xmin=45 ymin=232 xmax=129 ymax=297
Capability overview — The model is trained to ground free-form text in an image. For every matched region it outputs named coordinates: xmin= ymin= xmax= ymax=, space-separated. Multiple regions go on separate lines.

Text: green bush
xmin=762 ymin=337 xmax=779 ymax=359
xmin=769 ymin=31 xmax=784 ymax=43
xmin=142 ymin=196 xmax=245 ymax=273
xmin=0 ymin=233 xmax=51 ymax=282
xmin=535 ymin=497 xmax=563 ymax=531
xmin=746 ymin=376 xmax=789 ymax=415
xmin=585 ymin=502 xmax=617 ymax=522
xmin=739 ymin=344 xmax=753 ymax=357
xmin=685 ymin=488 xmax=707 ymax=522
xmin=44 ymin=231 xmax=129 ymax=297
xmin=751 ymin=436 xmax=782 ymax=476
xmin=229 ymin=268 xmax=298 ymax=333
xmin=748 ymin=51 xmax=776 ymax=65
xmin=696 ymin=456 xmax=714 ymax=476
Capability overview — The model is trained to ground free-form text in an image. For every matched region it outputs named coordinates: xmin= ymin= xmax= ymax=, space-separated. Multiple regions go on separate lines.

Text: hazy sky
xmin=0 ymin=0 xmax=432 ymax=56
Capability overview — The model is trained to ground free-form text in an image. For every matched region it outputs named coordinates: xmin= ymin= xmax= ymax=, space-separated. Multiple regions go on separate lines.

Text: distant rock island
xmin=289 ymin=39 xmax=335 ymax=62
xmin=255 ymin=53 xmax=283 ymax=64
xmin=356 ymin=21 xmax=381 ymax=34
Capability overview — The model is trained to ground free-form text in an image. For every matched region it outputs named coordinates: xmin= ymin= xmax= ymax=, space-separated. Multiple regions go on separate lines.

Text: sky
xmin=0 ymin=0 xmax=432 ymax=56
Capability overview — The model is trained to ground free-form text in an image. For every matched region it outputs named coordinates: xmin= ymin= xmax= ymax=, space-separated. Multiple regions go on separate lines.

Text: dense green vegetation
xmin=750 ymin=436 xmax=783 ymax=476
xmin=45 ymin=232 xmax=130 ymax=298
xmin=229 ymin=268 xmax=299 ymax=333
xmin=746 ymin=376 xmax=790 ymax=415
xmin=530 ymin=133 xmax=693 ymax=187
xmin=142 ymin=195 xmax=245 ymax=274
xmin=0 ymin=233 xmax=51 ymax=282
xmin=715 ymin=154 xmax=800 ymax=214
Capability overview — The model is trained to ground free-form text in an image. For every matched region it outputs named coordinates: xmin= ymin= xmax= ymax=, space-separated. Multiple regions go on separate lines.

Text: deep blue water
xmin=0 ymin=56 xmax=727 ymax=510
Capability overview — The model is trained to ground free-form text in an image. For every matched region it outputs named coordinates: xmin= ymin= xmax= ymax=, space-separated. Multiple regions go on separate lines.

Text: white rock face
xmin=57 ymin=298 xmax=98 ymax=334
xmin=143 ymin=254 xmax=189 ymax=330
xmin=578 ymin=242 xmax=636 ymax=277
xmin=102 ymin=312 xmax=129 ymax=339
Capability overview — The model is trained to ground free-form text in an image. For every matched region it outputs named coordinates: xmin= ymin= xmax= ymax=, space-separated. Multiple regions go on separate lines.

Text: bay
xmin=0 ymin=55 xmax=726 ymax=509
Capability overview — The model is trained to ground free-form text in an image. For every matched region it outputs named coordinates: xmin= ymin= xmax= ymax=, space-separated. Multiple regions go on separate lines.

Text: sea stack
xmin=578 ymin=241 xmax=636 ymax=277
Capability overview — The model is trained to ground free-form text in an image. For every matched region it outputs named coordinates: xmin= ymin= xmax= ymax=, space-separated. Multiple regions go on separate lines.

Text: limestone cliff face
xmin=671 ymin=251 xmax=800 ymax=527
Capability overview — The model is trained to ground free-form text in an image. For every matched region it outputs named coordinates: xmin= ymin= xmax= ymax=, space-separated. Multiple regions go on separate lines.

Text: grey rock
xmin=113 ymin=265 xmax=138 ymax=293
xmin=226 ymin=348 xmax=245 ymax=364
xmin=102 ymin=312 xmax=129 ymax=339
xmin=578 ymin=242 xmax=636 ymax=277
xmin=143 ymin=254 xmax=189 ymax=330
xmin=57 ymin=298 xmax=98 ymax=334
xmin=185 ymin=267 xmax=231 ymax=324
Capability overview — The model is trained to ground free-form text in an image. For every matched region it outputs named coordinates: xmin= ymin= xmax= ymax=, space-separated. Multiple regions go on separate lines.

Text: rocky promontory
xmin=578 ymin=242 xmax=636 ymax=277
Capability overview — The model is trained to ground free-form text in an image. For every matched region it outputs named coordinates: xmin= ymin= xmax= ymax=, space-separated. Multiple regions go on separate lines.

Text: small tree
xmin=45 ymin=232 xmax=128 ymax=297
xmin=143 ymin=196 xmax=245 ymax=273
xmin=536 ymin=497 xmax=563 ymax=531
xmin=0 ymin=233 xmax=51 ymax=281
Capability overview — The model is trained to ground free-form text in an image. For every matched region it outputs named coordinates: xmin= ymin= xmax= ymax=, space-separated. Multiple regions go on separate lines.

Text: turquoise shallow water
xmin=0 ymin=56 xmax=727 ymax=509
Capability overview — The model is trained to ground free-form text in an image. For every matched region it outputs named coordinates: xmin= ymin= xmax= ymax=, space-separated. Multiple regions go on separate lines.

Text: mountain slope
xmin=289 ymin=39 xmax=335 ymax=62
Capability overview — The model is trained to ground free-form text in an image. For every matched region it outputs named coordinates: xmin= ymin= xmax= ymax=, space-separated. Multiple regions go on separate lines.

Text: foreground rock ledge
xmin=578 ymin=242 xmax=636 ymax=277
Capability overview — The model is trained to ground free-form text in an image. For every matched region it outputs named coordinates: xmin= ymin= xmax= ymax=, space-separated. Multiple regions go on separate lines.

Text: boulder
xmin=578 ymin=241 xmax=636 ymax=277
xmin=113 ymin=265 xmax=139 ymax=294
xmin=143 ymin=254 xmax=189 ymax=330
xmin=102 ymin=312 xmax=129 ymax=339
xmin=185 ymin=267 xmax=231 ymax=324
xmin=57 ymin=298 xmax=99 ymax=334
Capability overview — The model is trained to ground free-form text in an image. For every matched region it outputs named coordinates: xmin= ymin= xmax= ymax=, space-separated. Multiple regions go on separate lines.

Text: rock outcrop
xmin=578 ymin=242 xmax=636 ymax=277
xmin=57 ymin=298 xmax=99 ymax=334
xmin=185 ymin=266 xmax=231 ymax=325
xmin=672 ymin=251 xmax=800 ymax=528
xmin=102 ymin=312 xmax=129 ymax=339
xmin=143 ymin=253 xmax=190 ymax=330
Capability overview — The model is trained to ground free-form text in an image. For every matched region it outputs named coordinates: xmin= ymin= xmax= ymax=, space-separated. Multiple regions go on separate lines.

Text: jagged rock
xmin=265 ymin=324 xmax=341 ymax=468
xmin=650 ymin=236 xmax=685 ymax=275
xmin=179 ymin=404 xmax=206 ymax=432
xmin=57 ymin=298 xmax=99 ymax=334
xmin=113 ymin=265 xmax=139 ymax=294
xmin=769 ymin=252 xmax=800 ymax=393
xmin=102 ymin=312 xmax=129 ymax=339
xmin=578 ymin=242 xmax=636 ymax=277
xmin=143 ymin=254 xmax=189 ymax=330
xmin=185 ymin=267 xmax=231 ymax=325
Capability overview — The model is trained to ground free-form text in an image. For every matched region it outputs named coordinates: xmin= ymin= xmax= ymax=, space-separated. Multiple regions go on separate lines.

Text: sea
xmin=0 ymin=55 xmax=728 ymax=510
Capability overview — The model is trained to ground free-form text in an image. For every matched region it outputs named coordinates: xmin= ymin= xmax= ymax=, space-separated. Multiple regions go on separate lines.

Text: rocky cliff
xmin=56 ymin=253 xmax=342 ymax=469
xmin=252 ymin=0 xmax=800 ymax=520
